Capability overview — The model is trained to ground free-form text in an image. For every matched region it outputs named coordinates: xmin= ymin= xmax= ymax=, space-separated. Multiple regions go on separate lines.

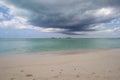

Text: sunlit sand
xmin=0 ymin=49 xmax=120 ymax=80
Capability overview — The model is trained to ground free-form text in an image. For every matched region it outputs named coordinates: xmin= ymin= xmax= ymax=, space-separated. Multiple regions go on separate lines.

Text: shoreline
xmin=0 ymin=48 xmax=120 ymax=59
xmin=0 ymin=48 xmax=120 ymax=80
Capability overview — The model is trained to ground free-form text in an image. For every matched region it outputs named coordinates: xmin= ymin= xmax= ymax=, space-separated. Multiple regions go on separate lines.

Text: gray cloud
xmin=4 ymin=0 xmax=120 ymax=35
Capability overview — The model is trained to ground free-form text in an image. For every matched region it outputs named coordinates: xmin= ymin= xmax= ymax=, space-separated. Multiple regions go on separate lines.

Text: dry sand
xmin=0 ymin=49 xmax=120 ymax=80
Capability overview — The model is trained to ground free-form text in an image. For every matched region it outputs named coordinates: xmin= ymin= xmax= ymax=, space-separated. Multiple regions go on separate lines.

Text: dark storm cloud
xmin=4 ymin=0 xmax=120 ymax=34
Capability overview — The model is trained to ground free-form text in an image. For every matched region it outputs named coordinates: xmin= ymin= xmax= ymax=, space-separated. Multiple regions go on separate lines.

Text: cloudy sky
xmin=0 ymin=0 xmax=120 ymax=38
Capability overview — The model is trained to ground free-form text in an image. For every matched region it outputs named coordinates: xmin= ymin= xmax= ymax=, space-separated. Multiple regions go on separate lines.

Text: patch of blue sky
xmin=0 ymin=6 xmax=12 ymax=21
xmin=99 ymin=18 xmax=120 ymax=30
xmin=0 ymin=28 xmax=64 ymax=38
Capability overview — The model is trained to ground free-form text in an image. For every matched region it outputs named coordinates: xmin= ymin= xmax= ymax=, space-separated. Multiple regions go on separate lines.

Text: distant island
xmin=51 ymin=37 xmax=72 ymax=39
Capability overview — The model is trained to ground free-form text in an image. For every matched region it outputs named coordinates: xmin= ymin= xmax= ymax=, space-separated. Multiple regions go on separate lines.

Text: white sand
xmin=0 ymin=49 xmax=120 ymax=80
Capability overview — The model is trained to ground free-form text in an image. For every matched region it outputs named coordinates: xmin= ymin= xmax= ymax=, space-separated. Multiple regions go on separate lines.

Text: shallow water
xmin=0 ymin=38 xmax=120 ymax=54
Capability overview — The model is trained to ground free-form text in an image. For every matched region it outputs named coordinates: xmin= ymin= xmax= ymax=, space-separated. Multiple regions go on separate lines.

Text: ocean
xmin=0 ymin=38 xmax=120 ymax=54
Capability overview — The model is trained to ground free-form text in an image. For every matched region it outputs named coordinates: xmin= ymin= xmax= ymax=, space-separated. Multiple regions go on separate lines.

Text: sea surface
xmin=0 ymin=38 xmax=120 ymax=54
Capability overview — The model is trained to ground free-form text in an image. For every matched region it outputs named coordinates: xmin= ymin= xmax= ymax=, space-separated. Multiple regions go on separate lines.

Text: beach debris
xmin=26 ymin=74 xmax=33 ymax=77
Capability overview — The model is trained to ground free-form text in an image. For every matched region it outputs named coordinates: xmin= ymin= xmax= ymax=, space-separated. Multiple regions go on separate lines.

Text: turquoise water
xmin=0 ymin=38 xmax=120 ymax=54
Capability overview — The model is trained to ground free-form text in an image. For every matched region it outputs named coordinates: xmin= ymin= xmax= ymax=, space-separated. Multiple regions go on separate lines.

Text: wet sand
xmin=0 ymin=49 xmax=120 ymax=80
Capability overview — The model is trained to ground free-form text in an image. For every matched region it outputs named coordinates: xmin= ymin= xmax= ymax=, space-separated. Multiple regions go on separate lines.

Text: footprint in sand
xmin=53 ymin=75 xmax=59 ymax=78
xmin=51 ymin=69 xmax=54 ymax=72
xmin=76 ymin=74 xmax=80 ymax=78
xmin=108 ymin=70 xmax=112 ymax=72
xmin=26 ymin=74 xmax=33 ymax=77
xmin=74 ymin=68 xmax=76 ymax=71
xmin=20 ymin=70 xmax=24 ymax=72
xmin=95 ymin=75 xmax=100 ymax=78
xmin=91 ymin=72 xmax=96 ymax=75
xmin=59 ymin=71 xmax=62 ymax=75
xmin=60 ymin=69 xmax=63 ymax=71
xmin=33 ymin=78 xmax=36 ymax=80
xmin=10 ymin=78 xmax=15 ymax=80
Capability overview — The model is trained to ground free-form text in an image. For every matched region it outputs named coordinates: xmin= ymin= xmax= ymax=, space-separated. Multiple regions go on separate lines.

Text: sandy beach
xmin=0 ymin=49 xmax=120 ymax=80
